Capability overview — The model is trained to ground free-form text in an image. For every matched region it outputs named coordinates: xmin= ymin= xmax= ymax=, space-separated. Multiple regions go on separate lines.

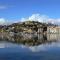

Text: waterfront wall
xmin=47 ymin=26 xmax=60 ymax=34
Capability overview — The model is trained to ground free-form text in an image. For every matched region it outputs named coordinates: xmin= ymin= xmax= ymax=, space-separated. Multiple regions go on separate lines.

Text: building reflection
xmin=0 ymin=33 xmax=60 ymax=46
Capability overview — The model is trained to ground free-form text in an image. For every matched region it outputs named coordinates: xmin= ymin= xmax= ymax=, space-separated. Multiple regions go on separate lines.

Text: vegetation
xmin=0 ymin=21 xmax=56 ymax=33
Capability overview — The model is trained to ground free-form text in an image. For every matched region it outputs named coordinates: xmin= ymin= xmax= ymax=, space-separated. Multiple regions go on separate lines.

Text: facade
xmin=38 ymin=28 xmax=43 ymax=33
xmin=47 ymin=26 xmax=60 ymax=34
xmin=47 ymin=34 xmax=60 ymax=41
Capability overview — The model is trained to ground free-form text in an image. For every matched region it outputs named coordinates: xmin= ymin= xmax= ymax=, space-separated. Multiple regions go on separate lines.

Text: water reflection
xmin=0 ymin=33 xmax=60 ymax=46
xmin=0 ymin=33 xmax=60 ymax=60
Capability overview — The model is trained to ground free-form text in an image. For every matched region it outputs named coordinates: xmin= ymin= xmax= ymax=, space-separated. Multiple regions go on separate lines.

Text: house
xmin=47 ymin=26 xmax=60 ymax=34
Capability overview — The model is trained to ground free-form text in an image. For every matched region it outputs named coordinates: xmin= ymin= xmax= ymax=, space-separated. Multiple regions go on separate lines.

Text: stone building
xmin=47 ymin=26 xmax=60 ymax=34
xmin=37 ymin=27 xmax=43 ymax=33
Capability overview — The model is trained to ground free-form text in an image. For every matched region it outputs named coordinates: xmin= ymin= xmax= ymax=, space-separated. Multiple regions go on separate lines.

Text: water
xmin=0 ymin=33 xmax=60 ymax=60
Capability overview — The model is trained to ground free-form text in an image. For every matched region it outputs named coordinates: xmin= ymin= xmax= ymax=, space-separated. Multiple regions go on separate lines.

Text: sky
xmin=0 ymin=0 xmax=60 ymax=25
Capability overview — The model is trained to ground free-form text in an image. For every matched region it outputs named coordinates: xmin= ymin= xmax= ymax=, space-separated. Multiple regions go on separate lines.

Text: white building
xmin=47 ymin=26 xmax=60 ymax=34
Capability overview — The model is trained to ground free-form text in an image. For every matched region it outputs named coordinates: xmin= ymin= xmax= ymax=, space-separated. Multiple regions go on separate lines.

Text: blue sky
xmin=0 ymin=0 xmax=60 ymax=24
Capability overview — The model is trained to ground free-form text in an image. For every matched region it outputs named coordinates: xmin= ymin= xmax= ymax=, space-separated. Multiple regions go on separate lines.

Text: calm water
xmin=0 ymin=33 xmax=60 ymax=60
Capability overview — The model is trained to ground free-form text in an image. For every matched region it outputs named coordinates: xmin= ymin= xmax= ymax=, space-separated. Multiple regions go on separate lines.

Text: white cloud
xmin=0 ymin=14 xmax=60 ymax=25
xmin=29 ymin=45 xmax=47 ymax=52
xmin=29 ymin=14 xmax=48 ymax=22
xmin=18 ymin=42 xmax=60 ymax=52
xmin=20 ymin=18 xmax=27 ymax=22
xmin=0 ymin=18 xmax=8 ymax=25
xmin=20 ymin=14 xmax=49 ymax=23
xmin=20 ymin=14 xmax=60 ymax=25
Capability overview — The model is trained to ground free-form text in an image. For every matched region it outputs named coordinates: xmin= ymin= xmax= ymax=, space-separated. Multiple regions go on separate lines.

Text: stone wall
xmin=47 ymin=26 xmax=60 ymax=34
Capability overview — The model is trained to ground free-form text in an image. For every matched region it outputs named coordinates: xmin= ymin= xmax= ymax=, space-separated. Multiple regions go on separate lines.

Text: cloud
xmin=20 ymin=14 xmax=49 ymax=22
xmin=20 ymin=18 xmax=27 ymax=22
xmin=18 ymin=42 xmax=60 ymax=52
xmin=0 ymin=14 xmax=60 ymax=25
xmin=28 ymin=42 xmax=60 ymax=52
xmin=20 ymin=14 xmax=60 ymax=25
xmin=0 ymin=18 xmax=8 ymax=25
xmin=0 ymin=18 xmax=16 ymax=25
xmin=29 ymin=45 xmax=47 ymax=52
xmin=0 ymin=6 xmax=7 ymax=9
xmin=29 ymin=14 xmax=49 ymax=22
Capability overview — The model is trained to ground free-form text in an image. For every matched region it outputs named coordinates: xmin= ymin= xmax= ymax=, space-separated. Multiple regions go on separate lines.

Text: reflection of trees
xmin=8 ymin=34 xmax=48 ymax=46
xmin=0 ymin=33 xmax=47 ymax=46
xmin=0 ymin=33 xmax=59 ymax=46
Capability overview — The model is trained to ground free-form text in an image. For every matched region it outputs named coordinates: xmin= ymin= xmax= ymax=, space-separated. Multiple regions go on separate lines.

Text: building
xmin=47 ymin=26 xmax=60 ymax=34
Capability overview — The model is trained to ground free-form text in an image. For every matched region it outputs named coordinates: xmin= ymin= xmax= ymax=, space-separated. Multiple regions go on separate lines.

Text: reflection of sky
xmin=0 ymin=41 xmax=60 ymax=52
